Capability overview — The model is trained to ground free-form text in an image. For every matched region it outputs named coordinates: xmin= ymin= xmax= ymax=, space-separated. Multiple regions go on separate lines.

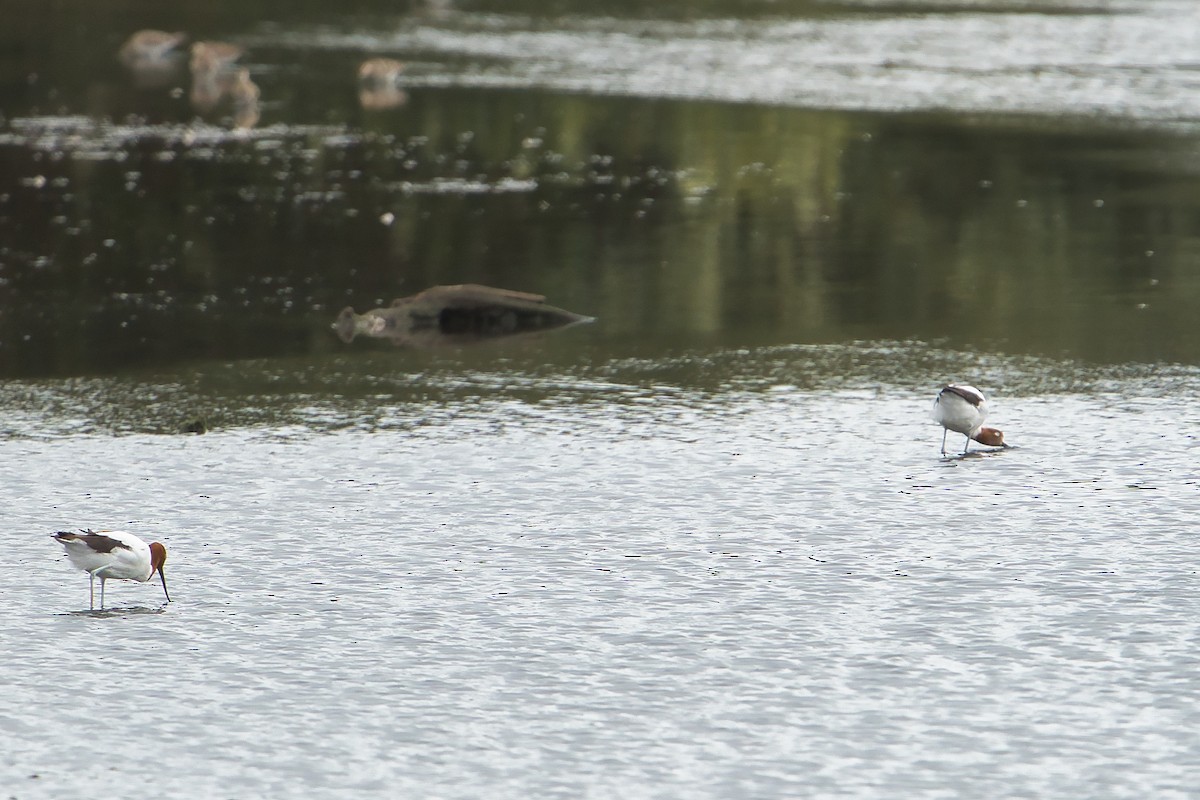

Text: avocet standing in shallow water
xmin=932 ymin=384 xmax=1007 ymax=455
xmin=52 ymin=530 xmax=169 ymax=610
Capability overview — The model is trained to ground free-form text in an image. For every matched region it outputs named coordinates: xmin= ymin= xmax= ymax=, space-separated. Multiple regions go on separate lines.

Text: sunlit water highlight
xmin=253 ymin=1 xmax=1200 ymax=124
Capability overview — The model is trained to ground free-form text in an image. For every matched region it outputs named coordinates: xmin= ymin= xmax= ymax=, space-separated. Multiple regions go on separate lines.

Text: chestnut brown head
xmin=149 ymin=542 xmax=171 ymax=603
xmin=973 ymin=427 xmax=1007 ymax=448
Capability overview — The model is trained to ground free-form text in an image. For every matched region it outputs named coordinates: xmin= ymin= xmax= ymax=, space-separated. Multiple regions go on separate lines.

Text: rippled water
xmin=254 ymin=0 xmax=1200 ymax=123
xmin=5 ymin=343 xmax=1200 ymax=798
xmin=5 ymin=0 xmax=1200 ymax=796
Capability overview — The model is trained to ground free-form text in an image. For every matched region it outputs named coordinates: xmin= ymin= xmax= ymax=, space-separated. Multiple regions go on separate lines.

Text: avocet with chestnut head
xmin=932 ymin=384 xmax=1007 ymax=455
xmin=52 ymin=530 xmax=170 ymax=610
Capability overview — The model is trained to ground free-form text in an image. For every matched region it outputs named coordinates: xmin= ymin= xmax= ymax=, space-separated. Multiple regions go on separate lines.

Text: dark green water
xmin=4 ymin=1 xmax=1200 ymax=381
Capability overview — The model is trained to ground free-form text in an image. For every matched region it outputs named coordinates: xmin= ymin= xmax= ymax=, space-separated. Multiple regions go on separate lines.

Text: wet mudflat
xmin=3 ymin=1 xmax=1200 ymax=798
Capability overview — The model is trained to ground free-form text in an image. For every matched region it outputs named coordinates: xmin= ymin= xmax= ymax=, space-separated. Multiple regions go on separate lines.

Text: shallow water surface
xmin=4 ymin=0 xmax=1200 ymax=797
xmin=5 ymin=344 xmax=1200 ymax=798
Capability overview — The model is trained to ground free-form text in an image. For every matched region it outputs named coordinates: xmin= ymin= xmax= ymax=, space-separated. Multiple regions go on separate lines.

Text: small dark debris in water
xmin=183 ymin=418 xmax=208 ymax=434
xmin=334 ymin=283 xmax=594 ymax=348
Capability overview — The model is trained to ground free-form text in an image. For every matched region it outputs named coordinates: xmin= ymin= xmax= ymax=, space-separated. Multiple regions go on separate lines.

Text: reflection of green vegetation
xmin=3 ymin=73 xmax=1200 ymax=377
xmin=831 ymin=121 xmax=1199 ymax=363
xmin=365 ymin=92 xmax=855 ymax=344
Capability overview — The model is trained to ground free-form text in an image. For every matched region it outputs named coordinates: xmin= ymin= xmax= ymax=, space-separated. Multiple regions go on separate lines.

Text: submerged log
xmin=333 ymin=284 xmax=594 ymax=347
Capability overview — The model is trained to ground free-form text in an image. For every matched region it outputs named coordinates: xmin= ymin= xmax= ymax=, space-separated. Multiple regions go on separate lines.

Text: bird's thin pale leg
xmin=88 ymin=574 xmax=95 ymax=610
xmin=91 ymin=566 xmax=111 ymax=609
xmin=940 ymin=429 xmax=948 ymax=455
xmin=962 ymin=435 xmax=971 ymax=455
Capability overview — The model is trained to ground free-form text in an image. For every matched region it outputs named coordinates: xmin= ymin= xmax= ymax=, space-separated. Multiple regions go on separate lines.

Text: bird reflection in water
xmin=334 ymin=284 xmax=594 ymax=348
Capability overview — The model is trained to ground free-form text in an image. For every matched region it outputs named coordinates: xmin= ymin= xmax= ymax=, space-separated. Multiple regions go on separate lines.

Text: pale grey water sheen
xmin=4 ymin=343 xmax=1200 ymax=798
xmin=254 ymin=0 xmax=1200 ymax=124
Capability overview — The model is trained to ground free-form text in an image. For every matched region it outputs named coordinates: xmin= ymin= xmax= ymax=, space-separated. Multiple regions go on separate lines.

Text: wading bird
xmin=117 ymin=30 xmax=189 ymax=88
xmin=357 ymin=58 xmax=408 ymax=110
xmin=52 ymin=530 xmax=170 ymax=610
xmin=118 ymin=29 xmax=188 ymax=68
xmin=932 ymin=384 xmax=1006 ymax=455
xmin=189 ymin=40 xmax=246 ymax=114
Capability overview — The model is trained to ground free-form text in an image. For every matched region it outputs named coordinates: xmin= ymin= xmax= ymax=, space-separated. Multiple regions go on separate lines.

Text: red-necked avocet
xmin=52 ymin=530 xmax=170 ymax=610
xmin=932 ymin=384 xmax=1007 ymax=455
